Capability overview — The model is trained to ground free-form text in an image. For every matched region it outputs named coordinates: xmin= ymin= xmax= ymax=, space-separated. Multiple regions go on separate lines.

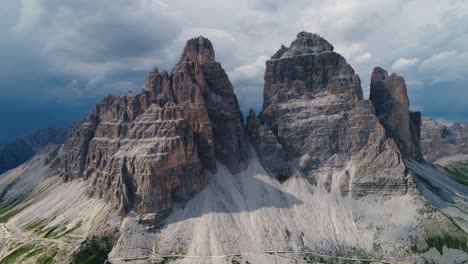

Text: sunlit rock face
xmin=250 ymin=32 xmax=412 ymax=196
xmin=59 ymin=36 xmax=248 ymax=215
xmin=370 ymin=67 xmax=423 ymax=161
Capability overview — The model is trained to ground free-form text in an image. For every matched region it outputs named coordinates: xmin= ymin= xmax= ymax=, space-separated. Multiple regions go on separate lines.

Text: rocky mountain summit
xmin=0 ymin=126 xmax=69 ymax=174
xmin=1 ymin=32 xmax=467 ymax=264
xmin=59 ymin=36 xmax=248 ymax=215
xmin=421 ymin=118 xmax=468 ymax=162
xmin=248 ymin=31 xmax=412 ymax=197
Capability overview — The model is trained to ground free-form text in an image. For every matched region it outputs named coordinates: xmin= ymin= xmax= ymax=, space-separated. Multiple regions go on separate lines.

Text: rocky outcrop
xmin=0 ymin=126 xmax=69 ymax=174
xmin=421 ymin=118 xmax=468 ymax=162
xmin=59 ymin=36 xmax=248 ymax=215
xmin=251 ymin=32 xmax=411 ymax=196
xmin=370 ymin=67 xmax=423 ymax=161
xmin=452 ymin=123 xmax=468 ymax=145
xmin=246 ymin=109 xmax=291 ymax=181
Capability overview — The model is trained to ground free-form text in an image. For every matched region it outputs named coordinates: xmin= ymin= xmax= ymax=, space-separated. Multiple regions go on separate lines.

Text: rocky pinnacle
xmin=370 ymin=67 xmax=423 ymax=161
xmin=59 ymin=36 xmax=248 ymax=216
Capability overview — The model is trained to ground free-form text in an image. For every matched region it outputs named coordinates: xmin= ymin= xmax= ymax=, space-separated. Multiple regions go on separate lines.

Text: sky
xmin=1 ymin=0 xmax=468 ymax=143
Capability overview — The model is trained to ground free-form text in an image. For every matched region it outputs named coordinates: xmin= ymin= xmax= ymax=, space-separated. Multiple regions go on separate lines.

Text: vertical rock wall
xmin=59 ymin=37 xmax=248 ymax=215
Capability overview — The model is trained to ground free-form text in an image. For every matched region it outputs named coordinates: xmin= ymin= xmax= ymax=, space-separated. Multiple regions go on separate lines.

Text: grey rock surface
xmin=59 ymin=36 xmax=248 ymax=215
xmin=421 ymin=118 xmax=468 ymax=162
xmin=251 ymin=32 xmax=412 ymax=196
xmin=246 ymin=109 xmax=291 ymax=181
xmin=370 ymin=67 xmax=422 ymax=161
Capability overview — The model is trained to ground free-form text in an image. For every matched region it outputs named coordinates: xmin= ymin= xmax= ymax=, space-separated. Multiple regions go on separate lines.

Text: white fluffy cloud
xmin=391 ymin=58 xmax=420 ymax=71
xmin=354 ymin=52 xmax=373 ymax=64
xmin=229 ymin=56 xmax=268 ymax=84
xmin=419 ymin=51 xmax=468 ymax=82
xmin=229 ymin=56 xmax=269 ymax=113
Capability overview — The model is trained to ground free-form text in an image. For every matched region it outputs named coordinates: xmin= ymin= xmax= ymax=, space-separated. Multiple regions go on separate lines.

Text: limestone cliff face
xmin=369 ymin=67 xmax=423 ymax=161
xmin=251 ymin=32 xmax=411 ymax=196
xmin=59 ymin=36 xmax=248 ymax=215
xmin=421 ymin=118 xmax=468 ymax=162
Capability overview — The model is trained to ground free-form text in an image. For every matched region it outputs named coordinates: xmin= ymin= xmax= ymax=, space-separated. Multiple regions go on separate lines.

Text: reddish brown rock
xmin=60 ymin=36 xmax=248 ymax=215
xmin=179 ymin=36 xmax=215 ymax=64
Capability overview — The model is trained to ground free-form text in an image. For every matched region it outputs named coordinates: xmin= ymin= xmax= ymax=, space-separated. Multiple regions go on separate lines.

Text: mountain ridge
xmin=0 ymin=32 xmax=467 ymax=264
xmin=0 ymin=126 xmax=69 ymax=174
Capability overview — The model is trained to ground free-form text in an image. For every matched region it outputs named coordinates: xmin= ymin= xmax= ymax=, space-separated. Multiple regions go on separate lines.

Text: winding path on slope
xmin=0 ymin=221 xmax=79 ymax=262
xmin=108 ymin=250 xmax=393 ymax=263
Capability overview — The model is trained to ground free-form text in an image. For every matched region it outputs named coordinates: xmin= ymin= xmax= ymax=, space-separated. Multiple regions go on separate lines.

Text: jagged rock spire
xmin=179 ymin=36 xmax=216 ymax=64
xmin=60 ymin=35 xmax=248 ymax=217
xmin=370 ymin=67 xmax=423 ymax=161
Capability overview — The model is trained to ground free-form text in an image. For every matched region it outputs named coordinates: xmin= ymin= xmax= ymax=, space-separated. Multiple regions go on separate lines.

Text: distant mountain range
xmin=0 ymin=126 xmax=69 ymax=174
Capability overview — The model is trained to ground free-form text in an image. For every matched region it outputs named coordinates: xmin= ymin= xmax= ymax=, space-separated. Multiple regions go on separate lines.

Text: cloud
xmin=13 ymin=0 xmax=42 ymax=32
xmin=391 ymin=58 xmax=420 ymax=71
xmin=229 ymin=56 xmax=269 ymax=114
xmin=354 ymin=52 xmax=373 ymax=64
xmin=14 ymin=0 xmax=181 ymax=82
xmin=410 ymin=104 xmax=424 ymax=112
xmin=229 ymin=56 xmax=268 ymax=84
xmin=1 ymin=0 xmax=468 ymax=142
xmin=419 ymin=50 xmax=468 ymax=82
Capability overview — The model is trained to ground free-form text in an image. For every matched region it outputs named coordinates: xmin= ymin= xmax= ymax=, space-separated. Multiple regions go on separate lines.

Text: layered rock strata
xmin=59 ymin=36 xmax=248 ymax=215
xmin=370 ymin=67 xmax=423 ymax=161
xmin=251 ymin=32 xmax=412 ymax=196
xmin=421 ymin=118 xmax=468 ymax=162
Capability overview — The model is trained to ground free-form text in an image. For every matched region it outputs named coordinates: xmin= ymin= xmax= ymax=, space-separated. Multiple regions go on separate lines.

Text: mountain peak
xmin=272 ymin=31 xmax=334 ymax=59
xmin=293 ymin=31 xmax=332 ymax=50
xmin=370 ymin=67 xmax=423 ymax=161
xmin=179 ymin=36 xmax=215 ymax=64
xmin=371 ymin=66 xmax=389 ymax=81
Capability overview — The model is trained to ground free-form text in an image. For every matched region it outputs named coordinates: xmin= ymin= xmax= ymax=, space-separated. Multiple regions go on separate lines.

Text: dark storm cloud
xmin=0 ymin=0 xmax=467 ymax=142
xmin=0 ymin=0 xmax=183 ymax=142
xmin=410 ymin=80 xmax=468 ymax=122
xmin=21 ymin=0 xmax=181 ymax=63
